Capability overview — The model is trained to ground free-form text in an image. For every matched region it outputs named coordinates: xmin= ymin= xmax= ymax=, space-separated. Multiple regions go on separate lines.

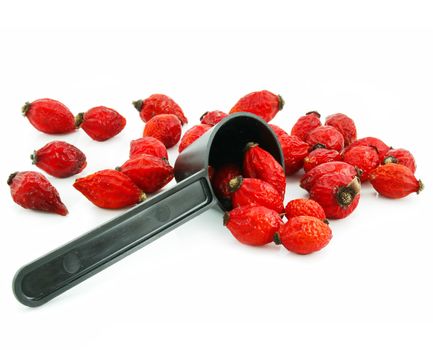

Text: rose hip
xmin=118 ymin=155 xmax=174 ymax=194
xmin=303 ymin=148 xmax=342 ymax=172
xmin=200 ymin=110 xmax=228 ymax=126
xmin=143 ymin=114 xmax=182 ymax=148
xmin=8 ymin=171 xmax=68 ymax=215
xmin=211 ymin=163 xmax=242 ymax=201
xmin=269 ymin=124 xmax=289 ymax=140
xmin=75 ymin=106 xmax=126 ymax=141
xmin=369 ymin=163 xmax=423 ymax=199
xmin=325 ymin=113 xmax=357 ymax=146
xmin=383 ymin=148 xmax=416 ymax=173
xmin=224 ymin=205 xmax=283 ymax=246
xmin=274 ymin=216 xmax=332 ymax=255
xmin=74 ymin=169 xmax=145 ymax=209
xmin=178 ymin=124 xmax=211 ymax=153
xmin=344 ymin=137 xmax=390 ymax=161
xmin=229 ymin=176 xmax=284 ymax=213
xmin=300 ymin=161 xmax=360 ymax=191
xmin=305 ymin=125 xmax=345 ymax=152
xmin=229 ymin=90 xmax=284 ymax=122
xmin=342 ymin=145 xmax=379 ymax=182
xmin=309 ymin=173 xmax=361 ymax=219
xmin=243 ymin=143 xmax=286 ymax=196
xmin=279 ymin=134 xmax=310 ymax=175
xmin=133 ymin=94 xmax=187 ymax=125
xmin=31 ymin=141 xmax=87 ymax=178
xmin=291 ymin=111 xmax=322 ymax=141
xmin=284 ymin=198 xmax=327 ymax=222
xmin=22 ymin=98 xmax=75 ymax=134
xmin=129 ymin=137 xmax=168 ymax=160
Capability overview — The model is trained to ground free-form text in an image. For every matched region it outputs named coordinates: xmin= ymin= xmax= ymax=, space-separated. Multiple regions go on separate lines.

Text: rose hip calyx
xmin=132 ymin=100 xmax=143 ymax=112
xmin=336 ymin=177 xmax=361 ymax=207
xmin=278 ymin=95 xmax=285 ymax=110
xmin=312 ymin=143 xmax=326 ymax=150
xmin=228 ymin=175 xmax=243 ymax=193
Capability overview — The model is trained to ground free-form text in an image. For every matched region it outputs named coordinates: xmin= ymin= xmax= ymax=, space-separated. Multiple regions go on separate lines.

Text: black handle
xmin=13 ymin=170 xmax=214 ymax=307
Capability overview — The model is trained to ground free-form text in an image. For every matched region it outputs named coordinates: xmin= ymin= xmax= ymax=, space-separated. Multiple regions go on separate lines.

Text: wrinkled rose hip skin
xmin=269 ymin=124 xmax=290 ymax=140
xmin=8 ymin=171 xmax=68 ymax=215
xmin=291 ymin=111 xmax=322 ymax=141
xmin=344 ymin=137 xmax=390 ymax=161
xmin=325 ymin=113 xmax=357 ymax=147
xmin=224 ymin=205 xmax=283 ymax=246
xmin=133 ymin=93 xmax=187 ymax=125
xmin=76 ymin=106 xmax=126 ymax=141
xmin=211 ymin=163 xmax=242 ymax=203
xmin=200 ymin=110 xmax=228 ymax=126
xmin=309 ymin=173 xmax=361 ymax=219
xmin=274 ymin=216 xmax=332 ymax=255
xmin=118 ymin=155 xmax=174 ymax=194
xmin=229 ymin=90 xmax=284 ymax=122
xmin=278 ymin=134 xmax=310 ymax=175
xmin=229 ymin=176 xmax=284 ymax=213
xmin=284 ymin=198 xmax=327 ymax=222
xmin=143 ymin=114 xmax=182 ymax=148
xmin=243 ymin=143 xmax=286 ymax=196
xmin=129 ymin=137 xmax=168 ymax=160
xmin=369 ymin=163 xmax=423 ymax=199
xmin=383 ymin=148 xmax=416 ymax=173
xmin=305 ymin=125 xmax=345 ymax=152
xmin=22 ymin=98 xmax=75 ymax=134
xmin=342 ymin=145 xmax=379 ymax=182
xmin=178 ymin=124 xmax=211 ymax=153
xmin=32 ymin=141 xmax=87 ymax=178
xmin=303 ymin=148 xmax=342 ymax=172
xmin=300 ymin=161 xmax=360 ymax=191
xmin=74 ymin=169 xmax=145 ymax=209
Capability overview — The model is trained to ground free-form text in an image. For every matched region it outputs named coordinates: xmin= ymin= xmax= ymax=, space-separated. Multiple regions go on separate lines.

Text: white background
xmin=1 ymin=1 xmax=433 ymax=349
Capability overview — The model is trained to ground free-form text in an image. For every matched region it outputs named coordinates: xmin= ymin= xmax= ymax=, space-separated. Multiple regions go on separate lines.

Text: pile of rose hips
xmin=7 ymin=91 xmax=423 ymax=255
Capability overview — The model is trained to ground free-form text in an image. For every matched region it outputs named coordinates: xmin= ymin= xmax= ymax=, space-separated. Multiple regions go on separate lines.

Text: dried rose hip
xmin=74 ymin=169 xmax=145 ymax=209
xmin=229 ymin=90 xmax=284 ymax=122
xmin=200 ymin=110 xmax=228 ymax=126
xmin=211 ymin=163 xmax=242 ymax=201
xmin=31 ymin=141 xmax=87 ymax=178
xmin=178 ymin=124 xmax=211 ymax=153
xmin=291 ymin=111 xmax=322 ymax=141
xmin=129 ymin=137 xmax=168 ymax=160
xmin=8 ymin=171 xmax=68 ymax=215
xmin=269 ymin=124 xmax=289 ymax=140
xmin=300 ymin=161 xmax=360 ymax=191
xmin=303 ymin=148 xmax=342 ymax=172
xmin=274 ymin=216 xmax=332 ymax=255
xmin=325 ymin=113 xmax=357 ymax=147
xmin=133 ymin=93 xmax=187 ymax=125
xmin=22 ymin=98 xmax=75 ymax=134
xmin=344 ymin=137 xmax=390 ymax=161
xmin=284 ymin=198 xmax=327 ymax=222
xmin=279 ymin=134 xmax=310 ymax=175
xmin=118 ymin=155 xmax=174 ymax=194
xmin=224 ymin=205 xmax=283 ymax=246
xmin=383 ymin=148 xmax=416 ymax=173
xmin=369 ymin=163 xmax=423 ymax=199
xmin=342 ymin=145 xmax=379 ymax=182
xmin=243 ymin=143 xmax=286 ymax=196
xmin=309 ymin=173 xmax=361 ymax=219
xmin=143 ymin=114 xmax=182 ymax=148
xmin=75 ymin=106 xmax=126 ymax=141
xmin=305 ymin=125 xmax=344 ymax=152
xmin=229 ymin=176 xmax=284 ymax=213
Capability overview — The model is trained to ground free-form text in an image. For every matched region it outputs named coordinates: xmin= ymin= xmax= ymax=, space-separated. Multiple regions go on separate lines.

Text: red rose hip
xmin=305 ymin=125 xmax=344 ymax=152
xmin=303 ymin=148 xmax=342 ymax=172
xmin=369 ymin=163 xmax=423 ymax=199
xmin=133 ymin=93 xmax=187 ymax=125
xmin=344 ymin=137 xmax=390 ymax=161
xmin=279 ymin=134 xmax=310 ymax=175
xmin=291 ymin=111 xmax=322 ymax=141
xmin=342 ymin=145 xmax=379 ymax=182
xmin=325 ymin=113 xmax=357 ymax=147
xmin=178 ymin=124 xmax=211 ymax=153
xmin=8 ymin=171 xmax=68 ymax=215
xmin=76 ymin=106 xmax=126 ymax=141
xmin=22 ymin=98 xmax=75 ymax=134
xmin=143 ymin=114 xmax=182 ymax=148
xmin=211 ymin=163 xmax=242 ymax=202
xmin=129 ymin=137 xmax=168 ymax=160
xmin=32 ymin=141 xmax=87 ymax=178
xmin=229 ymin=90 xmax=284 ymax=122
xmin=383 ymin=148 xmax=416 ymax=173
xmin=229 ymin=176 xmax=284 ymax=213
xmin=284 ymin=198 xmax=327 ymax=221
xmin=224 ymin=205 xmax=283 ymax=246
xmin=200 ymin=110 xmax=228 ymax=126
